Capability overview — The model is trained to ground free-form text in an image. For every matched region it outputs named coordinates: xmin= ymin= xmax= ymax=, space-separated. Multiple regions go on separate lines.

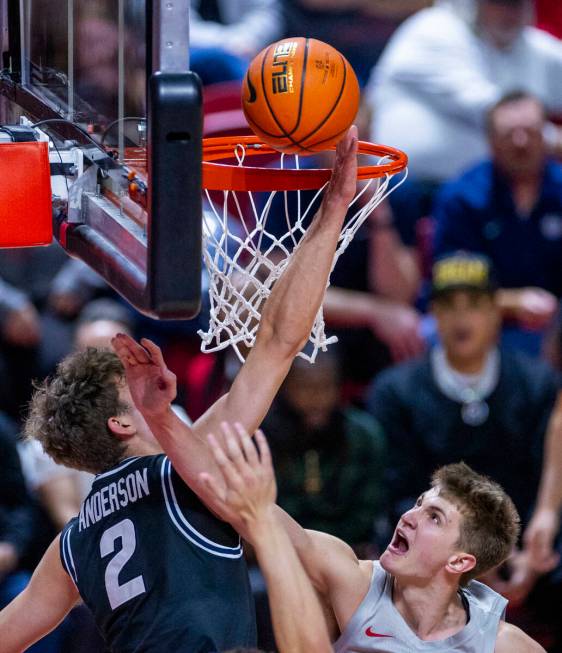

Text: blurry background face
xmin=282 ymin=356 xmax=340 ymax=431
xmin=74 ymin=319 xmax=130 ymax=350
xmin=489 ymin=97 xmax=546 ymax=179
xmin=477 ymin=0 xmax=533 ymax=49
xmin=432 ymin=290 xmax=500 ymax=364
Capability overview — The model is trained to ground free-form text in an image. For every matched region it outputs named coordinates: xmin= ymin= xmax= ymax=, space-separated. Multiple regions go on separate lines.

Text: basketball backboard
xmin=0 ymin=0 xmax=202 ymax=319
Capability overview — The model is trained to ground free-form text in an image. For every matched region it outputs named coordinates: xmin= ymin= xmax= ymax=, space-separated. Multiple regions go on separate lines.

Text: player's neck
xmin=392 ymin=577 xmax=467 ymax=641
xmin=122 ymin=438 xmax=164 ymax=461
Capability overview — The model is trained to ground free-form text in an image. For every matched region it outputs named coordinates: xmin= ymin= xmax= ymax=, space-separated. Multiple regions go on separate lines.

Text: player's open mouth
xmin=388 ymin=529 xmax=409 ymax=556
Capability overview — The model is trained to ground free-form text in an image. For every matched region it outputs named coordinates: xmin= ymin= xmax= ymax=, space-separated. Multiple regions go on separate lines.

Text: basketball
xmin=242 ymin=38 xmax=360 ymax=155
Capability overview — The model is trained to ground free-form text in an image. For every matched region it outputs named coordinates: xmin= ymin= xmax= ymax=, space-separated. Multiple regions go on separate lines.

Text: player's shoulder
xmin=495 ymin=622 xmax=546 ymax=653
xmin=305 ymin=529 xmax=364 ymax=569
xmin=59 ymin=514 xmax=80 ymax=584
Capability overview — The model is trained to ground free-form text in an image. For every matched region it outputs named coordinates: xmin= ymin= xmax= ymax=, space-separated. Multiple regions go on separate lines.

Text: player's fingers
xmin=208 ymin=433 xmax=244 ymax=489
xmin=113 ymin=333 xmax=150 ymax=365
xmin=336 ymin=125 xmax=357 ymax=159
xmin=140 ymin=338 xmax=167 ymax=368
xmin=111 ymin=335 xmax=139 ymax=367
xmin=198 ymin=472 xmax=225 ymax=503
xmin=220 ymin=422 xmax=249 ymax=475
xmin=233 ymin=422 xmax=258 ymax=466
xmin=254 ymin=429 xmax=273 ymax=473
xmin=330 ymin=126 xmax=357 ymax=194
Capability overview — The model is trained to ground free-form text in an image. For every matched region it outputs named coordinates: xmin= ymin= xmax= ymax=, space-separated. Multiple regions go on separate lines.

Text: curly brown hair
xmin=24 ymin=348 xmax=130 ymax=473
xmin=432 ymin=462 xmax=520 ymax=585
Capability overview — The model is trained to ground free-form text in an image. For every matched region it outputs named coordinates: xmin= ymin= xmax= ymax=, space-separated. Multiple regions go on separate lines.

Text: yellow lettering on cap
xmin=433 ymin=259 xmax=488 ymax=289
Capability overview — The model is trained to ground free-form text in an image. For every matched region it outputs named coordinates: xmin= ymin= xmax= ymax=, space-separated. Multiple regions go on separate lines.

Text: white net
xmin=199 ymin=146 xmax=407 ymax=363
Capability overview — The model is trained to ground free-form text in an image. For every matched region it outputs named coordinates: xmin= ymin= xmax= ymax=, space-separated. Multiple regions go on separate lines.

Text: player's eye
xmin=429 ymin=511 xmax=440 ymax=524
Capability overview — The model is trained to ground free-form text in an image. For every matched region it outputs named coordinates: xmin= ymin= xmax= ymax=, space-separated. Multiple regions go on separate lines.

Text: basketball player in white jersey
xmin=200 ymin=424 xmax=545 ymax=653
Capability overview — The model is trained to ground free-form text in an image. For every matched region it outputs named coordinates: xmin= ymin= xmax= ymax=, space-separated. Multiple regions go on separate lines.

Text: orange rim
xmin=202 ymin=135 xmax=408 ymax=191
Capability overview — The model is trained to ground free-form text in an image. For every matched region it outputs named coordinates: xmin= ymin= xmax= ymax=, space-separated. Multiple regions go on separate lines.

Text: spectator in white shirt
xmin=366 ymin=0 xmax=562 ymax=184
xmin=191 ymin=0 xmax=282 ymax=58
xmin=190 ymin=0 xmax=282 ymax=85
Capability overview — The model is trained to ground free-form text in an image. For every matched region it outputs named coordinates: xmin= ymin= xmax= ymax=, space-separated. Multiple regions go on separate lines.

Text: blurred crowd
xmin=3 ymin=0 xmax=562 ymax=651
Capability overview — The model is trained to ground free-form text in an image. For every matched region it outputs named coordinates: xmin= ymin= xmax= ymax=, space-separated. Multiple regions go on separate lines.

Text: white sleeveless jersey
xmin=334 ymin=562 xmax=507 ymax=653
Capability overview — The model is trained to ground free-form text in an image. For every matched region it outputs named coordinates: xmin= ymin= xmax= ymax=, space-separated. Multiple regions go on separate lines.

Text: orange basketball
xmin=242 ymin=38 xmax=360 ymax=155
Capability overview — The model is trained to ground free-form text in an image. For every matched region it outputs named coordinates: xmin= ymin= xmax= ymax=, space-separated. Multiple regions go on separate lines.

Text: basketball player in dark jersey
xmin=0 ymin=127 xmax=359 ymax=653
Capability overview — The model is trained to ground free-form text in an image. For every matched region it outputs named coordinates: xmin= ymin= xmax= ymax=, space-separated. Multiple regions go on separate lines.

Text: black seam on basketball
xmin=295 ymin=54 xmax=349 ymax=146
xmin=260 ymin=42 xmax=303 ymax=150
xmin=246 ymin=119 xmax=334 ymax=155
xmin=276 ymin=141 xmax=317 ymax=154
xmin=299 ymin=125 xmax=349 ymax=150
xmin=245 ymin=70 xmax=257 ymax=104
xmin=245 ymin=113 xmax=291 ymax=140
xmin=255 ymin=46 xmax=285 ymax=138
xmin=287 ymin=37 xmax=309 ymax=136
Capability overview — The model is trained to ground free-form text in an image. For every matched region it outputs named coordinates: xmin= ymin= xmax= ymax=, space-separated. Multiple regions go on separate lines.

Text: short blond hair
xmin=432 ymin=463 xmax=520 ymax=584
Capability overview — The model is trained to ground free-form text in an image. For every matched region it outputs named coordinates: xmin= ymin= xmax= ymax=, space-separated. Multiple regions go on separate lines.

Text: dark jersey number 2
xmin=100 ymin=518 xmax=146 ymax=610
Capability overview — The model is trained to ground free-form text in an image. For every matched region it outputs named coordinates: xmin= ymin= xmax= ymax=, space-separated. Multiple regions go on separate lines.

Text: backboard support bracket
xmin=0 ymin=0 xmax=203 ymax=320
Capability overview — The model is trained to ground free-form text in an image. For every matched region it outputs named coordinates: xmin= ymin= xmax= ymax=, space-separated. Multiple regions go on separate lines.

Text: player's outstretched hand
xmin=111 ymin=333 xmax=177 ymax=418
xmin=198 ymin=422 xmax=276 ymax=542
xmin=322 ymin=125 xmax=358 ymax=213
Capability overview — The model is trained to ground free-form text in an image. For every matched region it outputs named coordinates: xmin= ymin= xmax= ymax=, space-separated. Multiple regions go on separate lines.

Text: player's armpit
xmin=0 ymin=535 xmax=79 ymax=653
xmin=495 ymin=622 xmax=546 ymax=653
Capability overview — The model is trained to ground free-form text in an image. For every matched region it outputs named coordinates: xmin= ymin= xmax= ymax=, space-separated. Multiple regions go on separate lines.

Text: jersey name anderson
xmin=79 ymin=467 xmax=149 ymax=531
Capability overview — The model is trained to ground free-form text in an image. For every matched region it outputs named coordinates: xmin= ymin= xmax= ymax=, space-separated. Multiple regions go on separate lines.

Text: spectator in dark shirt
xmin=367 ymin=251 xmax=561 ymax=649
xmin=263 ymin=352 xmax=386 ymax=552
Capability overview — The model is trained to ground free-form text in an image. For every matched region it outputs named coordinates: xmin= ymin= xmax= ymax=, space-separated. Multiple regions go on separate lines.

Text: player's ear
xmin=446 ymin=552 xmax=476 ymax=578
xmin=107 ymin=416 xmax=135 ymax=440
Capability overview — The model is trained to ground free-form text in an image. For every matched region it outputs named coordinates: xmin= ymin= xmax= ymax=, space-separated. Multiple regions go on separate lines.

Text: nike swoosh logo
xmin=365 ymin=627 xmax=393 ymax=638
xmin=246 ymin=72 xmax=257 ymax=103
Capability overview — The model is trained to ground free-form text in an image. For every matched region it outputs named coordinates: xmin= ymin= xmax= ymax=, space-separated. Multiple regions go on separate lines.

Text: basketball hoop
xmin=199 ymin=135 xmax=408 ymax=363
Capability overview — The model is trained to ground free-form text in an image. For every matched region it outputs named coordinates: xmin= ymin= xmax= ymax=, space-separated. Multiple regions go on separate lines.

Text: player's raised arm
xmin=0 ymin=536 xmax=79 ymax=652
xmin=112 ymin=128 xmax=358 ymax=500
xmin=199 ymin=422 xmax=333 ymax=653
xmin=194 ymin=125 xmax=358 ymax=438
xmin=199 ymin=422 xmax=370 ymax=634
